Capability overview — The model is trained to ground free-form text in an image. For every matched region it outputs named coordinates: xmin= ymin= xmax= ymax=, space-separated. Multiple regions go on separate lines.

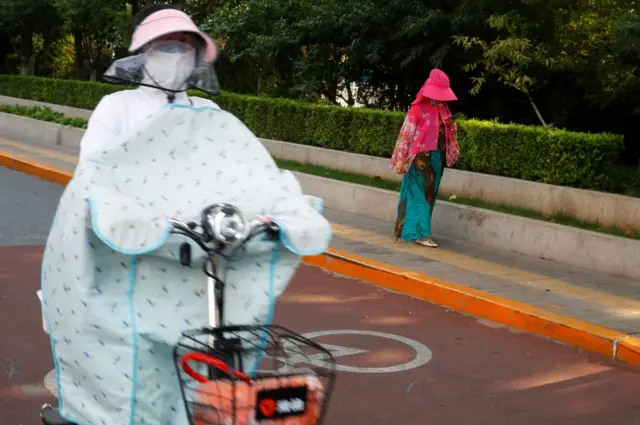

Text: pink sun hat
xmin=419 ymin=69 xmax=457 ymax=102
xmin=129 ymin=8 xmax=218 ymax=63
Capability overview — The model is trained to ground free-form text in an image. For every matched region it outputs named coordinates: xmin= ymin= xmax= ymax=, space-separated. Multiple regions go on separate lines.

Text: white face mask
xmin=143 ymin=41 xmax=196 ymax=92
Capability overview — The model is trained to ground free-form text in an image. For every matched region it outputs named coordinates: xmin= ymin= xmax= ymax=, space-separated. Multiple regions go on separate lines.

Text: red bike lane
xmin=1 ymin=245 xmax=640 ymax=425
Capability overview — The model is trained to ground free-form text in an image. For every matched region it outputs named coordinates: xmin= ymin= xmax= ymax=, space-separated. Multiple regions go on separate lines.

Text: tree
xmin=453 ymin=0 xmax=640 ymax=127
xmin=452 ymin=0 xmax=574 ymax=126
xmin=203 ymin=0 xmax=471 ymax=107
xmin=54 ymin=0 xmax=128 ymax=80
xmin=0 ymin=0 xmax=62 ymax=75
xmin=202 ymin=0 xmax=312 ymax=97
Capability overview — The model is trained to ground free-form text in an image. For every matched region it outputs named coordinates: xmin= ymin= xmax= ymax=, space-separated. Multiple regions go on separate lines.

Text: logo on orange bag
xmin=256 ymin=386 xmax=308 ymax=420
xmin=259 ymin=399 xmax=277 ymax=417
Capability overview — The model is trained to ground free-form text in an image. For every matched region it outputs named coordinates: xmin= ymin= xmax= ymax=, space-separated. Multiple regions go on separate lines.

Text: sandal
xmin=416 ymin=238 xmax=438 ymax=248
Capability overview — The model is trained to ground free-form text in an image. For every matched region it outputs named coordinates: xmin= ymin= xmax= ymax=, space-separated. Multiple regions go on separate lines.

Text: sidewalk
xmin=1 ymin=132 xmax=639 ymax=365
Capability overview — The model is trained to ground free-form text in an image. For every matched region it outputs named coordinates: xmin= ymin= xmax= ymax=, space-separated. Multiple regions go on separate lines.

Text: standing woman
xmin=390 ymin=69 xmax=460 ymax=248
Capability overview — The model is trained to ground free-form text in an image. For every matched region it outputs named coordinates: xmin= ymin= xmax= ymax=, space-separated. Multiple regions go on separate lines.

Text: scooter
xmin=41 ymin=203 xmax=337 ymax=425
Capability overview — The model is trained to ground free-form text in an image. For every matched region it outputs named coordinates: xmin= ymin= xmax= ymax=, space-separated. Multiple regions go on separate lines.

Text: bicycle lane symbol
xmin=259 ymin=329 xmax=433 ymax=374
xmin=44 ymin=329 xmax=435 ymax=396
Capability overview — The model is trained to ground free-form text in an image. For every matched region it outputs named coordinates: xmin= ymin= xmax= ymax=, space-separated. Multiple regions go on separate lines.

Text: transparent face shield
xmin=103 ymin=38 xmax=221 ymax=97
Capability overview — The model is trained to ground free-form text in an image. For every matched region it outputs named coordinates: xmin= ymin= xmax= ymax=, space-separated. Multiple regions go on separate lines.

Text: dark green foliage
xmin=0 ymin=74 xmax=625 ymax=189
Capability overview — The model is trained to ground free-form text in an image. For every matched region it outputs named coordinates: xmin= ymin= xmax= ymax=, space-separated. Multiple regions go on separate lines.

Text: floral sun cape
xmin=390 ymin=101 xmax=460 ymax=173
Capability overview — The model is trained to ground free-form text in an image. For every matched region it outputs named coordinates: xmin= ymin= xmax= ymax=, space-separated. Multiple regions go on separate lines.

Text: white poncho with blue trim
xmin=41 ymin=104 xmax=331 ymax=425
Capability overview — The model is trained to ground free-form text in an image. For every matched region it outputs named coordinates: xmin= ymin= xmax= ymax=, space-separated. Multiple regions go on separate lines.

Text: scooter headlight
xmin=202 ymin=204 xmax=249 ymax=245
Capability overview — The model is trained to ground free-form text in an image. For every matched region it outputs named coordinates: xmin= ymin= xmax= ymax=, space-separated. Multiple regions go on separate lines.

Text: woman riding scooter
xmin=41 ymin=4 xmax=331 ymax=425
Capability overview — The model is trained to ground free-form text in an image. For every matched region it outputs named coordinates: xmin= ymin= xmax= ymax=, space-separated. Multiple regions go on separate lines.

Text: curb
xmin=2 ymin=149 xmax=639 ymax=368
xmin=0 ymin=150 xmax=72 ymax=185
xmin=305 ymin=251 xmax=640 ymax=366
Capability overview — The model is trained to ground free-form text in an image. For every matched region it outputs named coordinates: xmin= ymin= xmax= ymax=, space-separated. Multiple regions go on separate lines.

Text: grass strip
xmin=275 ymin=158 xmax=640 ymax=241
xmin=0 ymin=104 xmax=88 ymax=128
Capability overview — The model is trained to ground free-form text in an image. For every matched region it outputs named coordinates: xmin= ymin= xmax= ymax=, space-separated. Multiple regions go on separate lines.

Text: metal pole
xmin=207 ymin=258 xmax=217 ymax=379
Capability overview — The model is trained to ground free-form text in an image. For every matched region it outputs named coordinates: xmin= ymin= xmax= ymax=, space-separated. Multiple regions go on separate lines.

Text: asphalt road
xmin=0 ymin=167 xmax=63 ymax=247
xmin=1 ymin=166 xmax=639 ymax=425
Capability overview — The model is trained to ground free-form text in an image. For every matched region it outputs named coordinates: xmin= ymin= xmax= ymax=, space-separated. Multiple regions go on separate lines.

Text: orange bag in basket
xmin=193 ymin=375 xmax=324 ymax=425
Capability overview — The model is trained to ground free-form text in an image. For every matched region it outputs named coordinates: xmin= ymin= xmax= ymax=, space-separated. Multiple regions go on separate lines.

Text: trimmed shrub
xmin=0 ymin=74 xmax=625 ymax=188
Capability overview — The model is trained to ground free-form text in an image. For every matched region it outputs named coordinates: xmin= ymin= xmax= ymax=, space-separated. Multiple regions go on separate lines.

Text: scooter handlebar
xmin=168 ymin=204 xmax=280 ymax=254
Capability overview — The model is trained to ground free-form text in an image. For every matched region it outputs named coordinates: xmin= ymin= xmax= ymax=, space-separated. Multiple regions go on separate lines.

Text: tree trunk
xmin=27 ymin=56 xmax=36 ymax=75
xmin=527 ymin=93 xmax=548 ymax=127
xmin=0 ymin=34 xmax=13 ymax=74
xmin=131 ymin=0 xmax=141 ymax=15
xmin=19 ymin=55 xmax=36 ymax=75
xmin=19 ymin=32 xmax=35 ymax=75
xmin=84 ymin=58 xmax=97 ymax=81
xmin=74 ymin=31 xmax=84 ymax=79
xmin=323 ymin=78 xmax=339 ymax=104
xmin=256 ymin=64 xmax=264 ymax=95
xmin=345 ymin=81 xmax=355 ymax=106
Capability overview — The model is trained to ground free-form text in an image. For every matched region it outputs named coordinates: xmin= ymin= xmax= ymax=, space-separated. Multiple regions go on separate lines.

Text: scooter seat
xmin=41 ymin=404 xmax=77 ymax=425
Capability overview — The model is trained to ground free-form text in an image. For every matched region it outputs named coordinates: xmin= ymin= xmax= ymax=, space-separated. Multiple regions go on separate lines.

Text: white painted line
xmin=260 ymin=329 xmax=433 ymax=374
xmin=303 ymin=330 xmax=433 ymax=373
xmin=44 ymin=369 xmax=57 ymax=397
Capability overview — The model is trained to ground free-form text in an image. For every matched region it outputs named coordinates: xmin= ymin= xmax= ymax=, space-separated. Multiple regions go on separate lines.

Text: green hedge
xmin=0 ymin=74 xmax=624 ymax=188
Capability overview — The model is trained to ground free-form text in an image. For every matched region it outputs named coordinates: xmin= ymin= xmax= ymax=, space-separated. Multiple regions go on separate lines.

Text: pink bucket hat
xmin=418 ymin=69 xmax=457 ymax=102
xmin=129 ymin=8 xmax=218 ymax=63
